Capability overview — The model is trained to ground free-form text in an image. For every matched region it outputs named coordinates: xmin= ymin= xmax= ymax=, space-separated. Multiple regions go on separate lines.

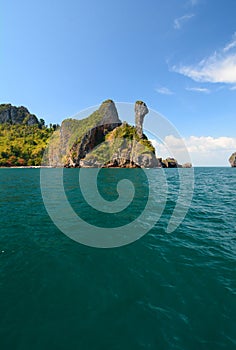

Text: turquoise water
xmin=0 ymin=168 xmax=235 ymax=350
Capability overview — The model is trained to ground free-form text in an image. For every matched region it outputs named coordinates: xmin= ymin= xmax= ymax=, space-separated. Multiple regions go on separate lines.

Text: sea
xmin=0 ymin=168 xmax=235 ymax=350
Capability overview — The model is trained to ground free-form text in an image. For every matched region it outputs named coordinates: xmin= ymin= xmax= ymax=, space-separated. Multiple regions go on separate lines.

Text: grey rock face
xmin=76 ymin=123 xmax=121 ymax=165
xmin=0 ymin=111 xmax=9 ymax=123
xmin=64 ymin=100 xmax=122 ymax=167
xmin=0 ymin=104 xmax=39 ymax=125
xmin=98 ymin=99 xmax=121 ymax=125
xmin=229 ymin=152 xmax=236 ymax=167
xmin=135 ymin=101 xmax=149 ymax=138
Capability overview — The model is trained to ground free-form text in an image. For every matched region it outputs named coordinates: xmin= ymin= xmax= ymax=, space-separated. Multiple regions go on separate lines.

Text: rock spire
xmin=135 ymin=101 xmax=149 ymax=138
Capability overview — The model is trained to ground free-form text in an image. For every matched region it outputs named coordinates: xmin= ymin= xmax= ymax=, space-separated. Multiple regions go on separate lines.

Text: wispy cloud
xmin=174 ymin=14 xmax=194 ymax=30
xmin=186 ymin=87 xmax=210 ymax=93
xmin=223 ymin=32 xmax=236 ymax=52
xmin=151 ymin=135 xmax=236 ymax=166
xmin=172 ymin=33 xmax=236 ymax=83
xmin=155 ymin=87 xmax=174 ymax=95
xmin=189 ymin=0 xmax=198 ymax=6
xmin=230 ymin=85 xmax=236 ymax=90
xmin=185 ymin=0 xmax=199 ymax=8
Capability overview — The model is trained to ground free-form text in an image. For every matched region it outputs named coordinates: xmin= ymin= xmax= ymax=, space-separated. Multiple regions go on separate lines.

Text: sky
xmin=1 ymin=0 xmax=236 ymax=165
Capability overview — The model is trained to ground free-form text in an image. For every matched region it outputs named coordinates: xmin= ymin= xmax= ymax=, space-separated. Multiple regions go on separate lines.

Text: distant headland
xmin=0 ymin=100 xmax=193 ymax=168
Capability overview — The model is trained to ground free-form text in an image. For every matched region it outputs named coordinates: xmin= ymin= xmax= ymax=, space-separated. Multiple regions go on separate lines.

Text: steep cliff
xmin=0 ymin=104 xmax=39 ymax=125
xmin=46 ymin=99 xmax=157 ymax=168
xmin=45 ymin=100 xmax=121 ymax=166
xmin=65 ymin=100 xmax=122 ymax=166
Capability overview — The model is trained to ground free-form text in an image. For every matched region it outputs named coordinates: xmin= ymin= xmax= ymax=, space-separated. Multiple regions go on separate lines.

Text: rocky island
xmin=229 ymin=152 xmax=236 ymax=167
xmin=45 ymin=100 xmax=157 ymax=168
xmin=0 ymin=100 xmax=192 ymax=168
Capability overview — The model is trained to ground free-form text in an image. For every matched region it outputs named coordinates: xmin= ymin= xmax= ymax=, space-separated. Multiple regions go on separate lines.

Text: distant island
xmin=229 ymin=152 xmax=236 ymax=167
xmin=0 ymin=100 xmax=192 ymax=168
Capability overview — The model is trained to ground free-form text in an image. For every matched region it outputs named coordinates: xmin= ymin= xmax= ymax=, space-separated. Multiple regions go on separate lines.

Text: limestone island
xmin=45 ymin=100 xmax=191 ymax=168
xmin=229 ymin=152 xmax=236 ymax=167
xmin=0 ymin=100 xmax=192 ymax=168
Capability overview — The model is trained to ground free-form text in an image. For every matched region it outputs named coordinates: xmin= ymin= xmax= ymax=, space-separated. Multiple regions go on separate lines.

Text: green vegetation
xmin=84 ymin=122 xmax=155 ymax=165
xmin=62 ymin=110 xmax=103 ymax=148
xmin=110 ymin=123 xmax=155 ymax=153
xmin=0 ymin=124 xmax=54 ymax=166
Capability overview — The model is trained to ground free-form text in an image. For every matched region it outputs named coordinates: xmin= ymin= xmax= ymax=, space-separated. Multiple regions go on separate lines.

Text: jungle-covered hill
xmin=0 ymin=104 xmax=57 ymax=166
xmin=0 ymin=124 xmax=56 ymax=166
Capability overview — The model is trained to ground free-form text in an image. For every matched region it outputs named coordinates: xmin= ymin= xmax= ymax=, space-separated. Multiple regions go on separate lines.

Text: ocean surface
xmin=0 ymin=168 xmax=235 ymax=350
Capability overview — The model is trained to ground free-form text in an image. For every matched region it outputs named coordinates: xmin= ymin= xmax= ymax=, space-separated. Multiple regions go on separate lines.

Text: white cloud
xmin=174 ymin=14 xmax=195 ymax=30
xmin=223 ymin=32 xmax=236 ymax=52
xmin=230 ymin=85 xmax=236 ymax=90
xmin=173 ymin=33 xmax=236 ymax=84
xmin=185 ymin=136 xmax=236 ymax=152
xmin=186 ymin=87 xmax=210 ymax=93
xmin=155 ymin=87 xmax=174 ymax=95
xmin=151 ymin=135 xmax=236 ymax=166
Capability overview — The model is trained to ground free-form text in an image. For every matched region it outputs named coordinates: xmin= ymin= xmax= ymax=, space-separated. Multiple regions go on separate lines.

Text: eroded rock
xmin=135 ymin=101 xmax=149 ymax=138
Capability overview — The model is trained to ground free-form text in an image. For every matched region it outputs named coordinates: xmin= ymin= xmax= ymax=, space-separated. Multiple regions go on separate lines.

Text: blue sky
xmin=1 ymin=0 xmax=236 ymax=165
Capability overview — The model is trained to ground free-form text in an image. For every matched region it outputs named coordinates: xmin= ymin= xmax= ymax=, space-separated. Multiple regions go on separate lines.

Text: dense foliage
xmin=84 ymin=122 xmax=156 ymax=164
xmin=0 ymin=124 xmax=55 ymax=166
